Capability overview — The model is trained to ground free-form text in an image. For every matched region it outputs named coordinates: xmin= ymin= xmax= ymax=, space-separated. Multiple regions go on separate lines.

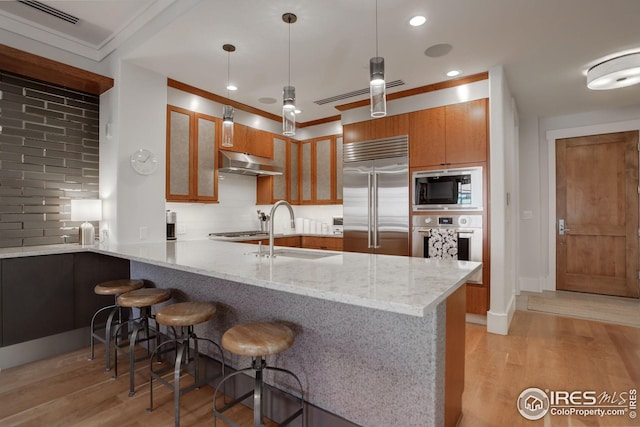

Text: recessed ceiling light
xmin=226 ymin=84 xmax=238 ymax=91
xmin=409 ymin=15 xmax=426 ymax=27
xmin=446 ymin=70 xmax=460 ymax=77
xmin=294 ymin=109 xmax=302 ymax=114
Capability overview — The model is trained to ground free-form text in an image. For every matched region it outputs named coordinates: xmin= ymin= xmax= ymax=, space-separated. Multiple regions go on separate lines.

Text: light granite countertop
xmin=0 ymin=240 xmax=480 ymax=318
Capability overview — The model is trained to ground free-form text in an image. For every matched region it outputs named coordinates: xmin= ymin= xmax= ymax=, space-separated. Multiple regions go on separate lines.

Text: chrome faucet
xmin=268 ymin=200 xmax=295 ymax=258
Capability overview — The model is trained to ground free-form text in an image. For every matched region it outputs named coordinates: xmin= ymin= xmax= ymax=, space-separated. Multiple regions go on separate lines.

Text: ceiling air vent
xmin=18 ymin=0 xmax=79 ymax=24
xmin=314 ymin=80 xmax=405 ymax=105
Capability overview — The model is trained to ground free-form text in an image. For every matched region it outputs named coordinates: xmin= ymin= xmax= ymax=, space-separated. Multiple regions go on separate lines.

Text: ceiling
xmin=3 ymin=0 xmax=640 ymax=122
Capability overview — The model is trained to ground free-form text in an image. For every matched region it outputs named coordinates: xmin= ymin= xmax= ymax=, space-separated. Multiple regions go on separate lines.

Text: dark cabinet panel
xmin=0 ymin=253 xmax=131 ymax=347
xmin=2 ymin=254 xmax=74 ymax=346
xmin=73 ymin=253 xmax=130 ymax=329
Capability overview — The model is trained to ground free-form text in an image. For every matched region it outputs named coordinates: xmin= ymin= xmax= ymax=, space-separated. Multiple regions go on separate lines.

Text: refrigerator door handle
xmin=367 ymin=172 xmax=373 ymax=248
xmin=373 ymin=172 xmax=380 ymax=248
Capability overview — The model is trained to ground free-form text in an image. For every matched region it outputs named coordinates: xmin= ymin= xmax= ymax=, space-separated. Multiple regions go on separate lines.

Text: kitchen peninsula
xmin=0 ymin=239 xmax=479 ymax=427
xmin=98 ymin=239 xmax=478 ymax=427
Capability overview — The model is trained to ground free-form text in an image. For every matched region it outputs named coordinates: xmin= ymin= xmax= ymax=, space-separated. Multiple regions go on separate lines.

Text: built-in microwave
xmin=412 ymin=166 xmax=483 ymax=211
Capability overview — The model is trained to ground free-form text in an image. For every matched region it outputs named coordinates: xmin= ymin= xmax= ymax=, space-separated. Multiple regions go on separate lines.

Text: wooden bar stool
xmin=214 ymin=322 xmax=304 ymax=427
xmin=147 ymin=301 xmax=225 ymax=427
xmin=89 ymin=279 xmax=144 ymax=372
xmin=113 ymin=287 xmax=171 ymax=396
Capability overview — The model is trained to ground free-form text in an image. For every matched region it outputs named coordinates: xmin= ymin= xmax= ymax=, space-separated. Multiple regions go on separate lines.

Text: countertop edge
xmin=0 ymin=242 xmax=480 ymax=319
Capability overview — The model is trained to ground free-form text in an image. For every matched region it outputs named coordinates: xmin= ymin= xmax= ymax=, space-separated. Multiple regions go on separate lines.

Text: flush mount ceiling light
xmin=282 ymin=12 xmax=297 ymax=136
xmin=221 ymin=43 xmax=236 ymax=147
xmin=587 ymin=52 xmax=640 ymax=90
xmin=446 ymin=70 xmax=460 ymax=77
xmin=409 ymin=15 xmax=426 ymax=27
xmin=370 ymin=0 xmax=386 ymax=118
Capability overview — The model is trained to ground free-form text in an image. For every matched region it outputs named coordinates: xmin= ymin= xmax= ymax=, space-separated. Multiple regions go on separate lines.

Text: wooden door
xmin=556 ymin=131 xmax=639 ymax=297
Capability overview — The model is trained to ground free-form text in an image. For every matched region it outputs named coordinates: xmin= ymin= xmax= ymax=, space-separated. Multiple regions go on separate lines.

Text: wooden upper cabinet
xmin=166 ymin=105 xmax=218 ymax=203
xmin=444 ymin=99 xmax=487 ymax=164
xmin=221 ymin=123 xmax=274 ymax=159
xmin=343 ymin=114 xmax=409 ymax=143
xmin=289 ymin=141 xmax=299 ymax=203
xmin=300 ymin=140 xmax=312 ymax=203
xmin=257 ymin=135 xmax=290 ymax=204
xmin=298 ymin=135 xmax=342 ymax=205
xmin=271 ymin=137 xmax=287 ymax=200
xmin=409 ymin=107 xmax=446 ymax=168
xmin=409 ymin=99 xmax=488 ymax=167
xmin=315 ymin=138 xmax=332 ymax=202
xmin=335 ymin=136 xmax=343 ymax=201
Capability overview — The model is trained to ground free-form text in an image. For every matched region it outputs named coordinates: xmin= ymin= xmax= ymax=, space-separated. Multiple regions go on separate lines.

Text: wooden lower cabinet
xmin=466 ymin=284 xmax=488 ymax=315
xmin=301 ymin=236 xmax=343 ymax=251
xmin=445 ymin=285 xmax=466 ymax=427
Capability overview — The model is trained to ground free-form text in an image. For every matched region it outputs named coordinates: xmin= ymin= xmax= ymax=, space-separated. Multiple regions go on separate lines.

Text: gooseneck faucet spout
xmin=269 ymin=200 xmax=295 ymax=258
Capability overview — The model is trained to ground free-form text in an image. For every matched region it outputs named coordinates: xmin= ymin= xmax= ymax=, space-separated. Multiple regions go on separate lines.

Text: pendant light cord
xmin=375 ymin=0 xmax=379 ymax=57
xmin=288 ymin=14 xmax=292 ymax=86
xmin=226 ymin=50 xmax=230 ymax=98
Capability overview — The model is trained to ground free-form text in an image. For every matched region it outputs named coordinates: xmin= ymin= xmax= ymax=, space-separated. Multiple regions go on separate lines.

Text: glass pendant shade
xmin=370 ymin=56 xmax=387 ymax=118
xmin=282 ymin=85 xmax=296 ymax=136
xmin=221 ymin=105 xmax=234 ymax=147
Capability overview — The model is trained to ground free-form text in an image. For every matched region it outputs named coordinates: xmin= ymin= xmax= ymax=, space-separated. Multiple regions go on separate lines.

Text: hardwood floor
xmin=0 ymin=310 xmax=638 ymax=426
xmin=462 ymin=310 xmax=640 ymax=427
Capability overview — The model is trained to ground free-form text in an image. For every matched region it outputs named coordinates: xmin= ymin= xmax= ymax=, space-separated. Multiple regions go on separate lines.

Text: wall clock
xmin=130 ymin=148 xmax=158 ymax=175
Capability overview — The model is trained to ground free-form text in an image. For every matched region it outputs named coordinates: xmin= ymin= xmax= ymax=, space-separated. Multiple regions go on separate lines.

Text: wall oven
xmin=411 ymin=214 xmax=482 ymax=283
xmin=412 ymin=166 xmax=483 ymax=211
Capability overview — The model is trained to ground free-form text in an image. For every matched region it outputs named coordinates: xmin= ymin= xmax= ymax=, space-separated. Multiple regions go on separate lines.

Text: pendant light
xmin=370 ymin=0 xmax=386 ymax=118
xmin=221 ymin=44 xmax=236 ymax=147
xmin=282 ymin=12 xmax=297 ymax=136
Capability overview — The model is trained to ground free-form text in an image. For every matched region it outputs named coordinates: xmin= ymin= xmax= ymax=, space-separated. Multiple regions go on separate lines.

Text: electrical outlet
xmin=139 ymin=226 xmax=148 ymax=240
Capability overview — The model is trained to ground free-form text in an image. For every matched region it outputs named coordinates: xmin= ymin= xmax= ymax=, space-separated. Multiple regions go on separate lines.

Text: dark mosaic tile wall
xmin=0 ymin=71 xmax=99 ymax=247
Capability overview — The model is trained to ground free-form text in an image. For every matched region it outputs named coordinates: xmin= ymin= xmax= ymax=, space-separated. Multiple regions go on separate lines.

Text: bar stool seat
xmin=214 ymin=321 xmax=303 ymax=427
xmin=156 ymin=301 xmax=217 ymax=327
xmin=113 ymin=288 xmax=171 ymax=396
xmin=147 ymin=301 xmax=225 ymax=427
xmin=89 ymin=279 xmax=144 ymax=372
xmin=221 ymin=322 xmax=294 ymax=357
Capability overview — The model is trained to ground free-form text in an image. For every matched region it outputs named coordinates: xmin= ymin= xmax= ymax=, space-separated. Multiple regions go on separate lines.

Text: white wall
xmin=517 ymin=116 xmax=543 ymax=292
xmin=486 ymin=65 xmax=518 ymax=335
xmin=99 ymin=60 xmax=168 ymax=245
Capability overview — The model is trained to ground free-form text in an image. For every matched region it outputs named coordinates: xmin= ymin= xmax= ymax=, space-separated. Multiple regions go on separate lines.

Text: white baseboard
xmin=486 ymin=292 xmax=516 ymax=335
xmin=519 ymin=277 xmax=543 ymax=293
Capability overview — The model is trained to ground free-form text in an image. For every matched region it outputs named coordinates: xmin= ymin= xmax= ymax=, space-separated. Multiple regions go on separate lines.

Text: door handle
xmin=558 ymin=219 xmax=571 ymax=235
xmin=373 ymin=173 xmax=380 ymax=248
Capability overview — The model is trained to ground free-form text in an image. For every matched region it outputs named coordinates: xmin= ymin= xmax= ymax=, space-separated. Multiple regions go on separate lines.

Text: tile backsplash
xmin=0 ymin=71 xmax=100 ymax=247
xmin=166 ymin=171 xmax=343 ymax=240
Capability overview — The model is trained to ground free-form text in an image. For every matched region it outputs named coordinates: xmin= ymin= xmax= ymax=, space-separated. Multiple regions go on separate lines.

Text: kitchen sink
xmin=209 ymin=230 xmax=269 ymax=238
xmin=247 ymin=248 xmax=339 ymax=260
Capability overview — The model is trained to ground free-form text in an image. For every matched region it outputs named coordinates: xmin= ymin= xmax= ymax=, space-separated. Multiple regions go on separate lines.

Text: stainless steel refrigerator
xmin=343 ymin=136 xmax=409 ymax=256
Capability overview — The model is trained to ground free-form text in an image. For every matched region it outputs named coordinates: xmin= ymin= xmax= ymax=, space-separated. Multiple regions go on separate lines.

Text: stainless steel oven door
xmin=411 ymin=224 xmax=482 ymax=283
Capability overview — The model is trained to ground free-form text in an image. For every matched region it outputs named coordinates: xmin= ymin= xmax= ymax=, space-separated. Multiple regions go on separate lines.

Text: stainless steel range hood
xmin=218 ymin=150 xmax=283 ymax=176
